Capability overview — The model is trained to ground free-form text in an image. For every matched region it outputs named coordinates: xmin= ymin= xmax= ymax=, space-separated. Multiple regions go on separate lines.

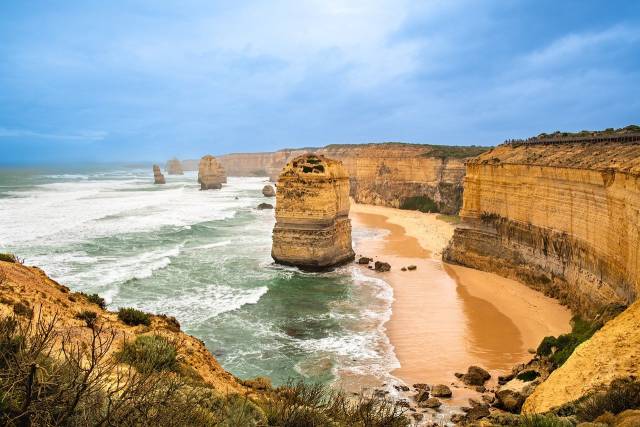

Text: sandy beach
xmin=350 ymin=203 xmax=572 ymax=401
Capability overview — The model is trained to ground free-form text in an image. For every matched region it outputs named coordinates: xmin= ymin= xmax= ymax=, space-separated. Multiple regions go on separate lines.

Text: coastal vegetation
xmin=400 ymin=195 xmax=439 ymax=213
xmin=117 ymin=307 xmax=151 ymax=326
xmin=80 ymin=292 xmax=106 ymax=309
xmin=0 ymin=312 xmax=410 ymax=427
xmin=536 ymin=316 xmax=601 ymax=367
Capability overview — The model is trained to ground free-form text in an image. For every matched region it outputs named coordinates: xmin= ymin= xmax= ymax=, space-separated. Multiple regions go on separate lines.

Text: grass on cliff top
xmin=535 ymin=124 xmax=640 ymax=139
xmin=422 ymin=144 xmax=491 ymax=159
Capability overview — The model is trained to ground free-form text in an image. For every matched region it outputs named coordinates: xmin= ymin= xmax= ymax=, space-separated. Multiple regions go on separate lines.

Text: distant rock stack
xmin=271 ymin=154 xmax=354 ymax=269
xmin=153 ymin=164 xmax=166 ymax=184
xmin=166 ymin=158 xmax=184 ymax=175
xmin=262 ymin=184 xmax=275 ymax=197
xmin=198 ymin=155 xmax=227 ymax=190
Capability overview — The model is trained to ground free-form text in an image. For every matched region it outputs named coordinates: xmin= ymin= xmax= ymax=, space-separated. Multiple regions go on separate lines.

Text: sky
xmin=1 ymin=1 xmax=639 ymax=165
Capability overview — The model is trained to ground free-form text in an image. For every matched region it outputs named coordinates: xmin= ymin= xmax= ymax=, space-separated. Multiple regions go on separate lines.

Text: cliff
xmin=271 ymin=154 xmax=354 ymax=269
xmin=444 ymin=139 xmax=640 ymax=318
xmin=0 ymin=259 xmax=244 ymax=394
xmin=523 ymin=300 xmax=640 ymax=413
xmin=198 ymin=155 xmax=227 ymax=190
xmin=217 ymin=143 xmax=488 ymax=214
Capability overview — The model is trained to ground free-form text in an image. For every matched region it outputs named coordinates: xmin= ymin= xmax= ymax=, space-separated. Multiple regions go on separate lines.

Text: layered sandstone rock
xmin=198 ymin=155 xmax=227 ymax=190
xmin=443 ymin=139 xmax=640 ymax=317
xmin=166 ymin=158 xmax=184 ymax=175
xmin=219 ymin=144 xmax=488 ymax=214
xmin=271 ymin=154 xmax=355 ymax=269
xmin=523 ymin=300 xmax=640 ymax=413
xmin=153 ymin=164 xmax=166 ymax=184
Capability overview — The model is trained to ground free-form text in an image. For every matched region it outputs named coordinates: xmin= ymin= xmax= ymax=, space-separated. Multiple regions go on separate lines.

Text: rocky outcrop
xmin=153 ymin=164 xmax=166 ymax=184
xmin=262 ymin=185 xmax=275 ymax=197
xmin=198 ymin=155 xmax=227 ymax=190
xmin=524 ymin=300 xmax=640 ymax=413
xmin=444 ymin=139 xmax=640 ymax=318
xmin=271 ymin=154 xmax=355 ymax=269
xmin=219 ymin=144 xmax=489 ymax=214
xmin=166 ymin=158 xmax=184 ymax=175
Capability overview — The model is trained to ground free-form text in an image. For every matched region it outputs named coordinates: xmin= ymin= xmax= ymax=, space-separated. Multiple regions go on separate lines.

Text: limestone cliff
xmin=153 ymin=164 xmax=166 ymax=184
xmin=198 ymin=155 xmax=227 ymax=190
xmin=271 ymin=154 xmax=355 ymax=269
xmin=523 ymin=300 xmax=640 ymax=413
xmin=165 ymin=158 xmax=184 ymax=175
xmin=218 ymin=143 xmax=488 ymax=214
xmin=443 ymin=137 xmax=640 ymax=318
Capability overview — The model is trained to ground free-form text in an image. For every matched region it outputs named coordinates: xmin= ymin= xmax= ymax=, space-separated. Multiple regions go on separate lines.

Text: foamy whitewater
xmin=0 ymin=165 xmax=398 ymax=387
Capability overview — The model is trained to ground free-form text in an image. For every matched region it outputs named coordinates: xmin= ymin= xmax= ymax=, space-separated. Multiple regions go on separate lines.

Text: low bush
xmin=118 ymin=307 xmax=151 ymax=326
xmin=80 ymin=292 xmax=106 ymax=310
xmin=117 ymin=334 xmax=178 ymax=373
xmin=400 ymin=196 xmax=439 ymax=213
xmin=12 ymin=301 xmax=33 ymax=318
xmin=75 ymin=310 xmax=98 ymax=328
xmin=576 ymin=378 xmax=640 ymax=422
xmin=518 ymin=414 xmax=574 ymax=427
xmin=516 ymin=370 xmax=540 ymax=382
xmin=536 ymin=316 xmax=600 ymax=367
xmin=0 ymin=253 xmax=17 ymax=263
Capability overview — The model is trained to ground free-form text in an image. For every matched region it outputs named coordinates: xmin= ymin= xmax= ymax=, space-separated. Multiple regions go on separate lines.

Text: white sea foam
xmin=131 ymin=284 xmax=269 ymax=323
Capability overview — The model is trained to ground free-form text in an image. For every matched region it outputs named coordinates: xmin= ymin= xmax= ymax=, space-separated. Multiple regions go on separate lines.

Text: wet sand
xmin=350 ymin=204 xmax=572 ymax=401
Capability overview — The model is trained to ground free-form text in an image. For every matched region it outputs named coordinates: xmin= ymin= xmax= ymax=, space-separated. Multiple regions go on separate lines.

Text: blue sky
xmin=1 ymin=1 xmax=639 ymax=164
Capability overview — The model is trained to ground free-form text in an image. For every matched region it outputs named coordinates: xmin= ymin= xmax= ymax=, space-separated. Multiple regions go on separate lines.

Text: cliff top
xmin=279 ymin=154 xmax=348 ymax=180
xmin=471 ymin=140 xmax=640 ymax=174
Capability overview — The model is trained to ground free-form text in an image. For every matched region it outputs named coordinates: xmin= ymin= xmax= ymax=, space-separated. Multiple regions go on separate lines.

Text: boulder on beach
xmin=257 ymin=203 xmax=274 ymax=210
xmin=462 ymin=365 xmax=491 ymax=386
xmin=430 ymin=384 xmax=452 ymax=398
xmin=374 ymin=261 xmax=391 ymax=272
xmin=407 ymin=265 xmax=417 ymax=271
xmin=495 ymin=388 xmax=526 ymax=413
xmin=357 ymin=257 xmax=371 ymax=265
xmin=413 ymin=383 xmax=430 ymax=391
xmin=262 ymin=184 xmax=275 ymax=197
xmin=414 ymin=389 xmax=429 ymax=402
xmin=153 ymin=165 xmax=166 ymax=184
xmin=419 ymin=397 xmax=441 ymax=409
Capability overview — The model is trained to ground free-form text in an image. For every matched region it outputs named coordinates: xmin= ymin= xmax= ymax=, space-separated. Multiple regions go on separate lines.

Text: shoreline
xmin=349 ymin=203 xmax=572 ymax=404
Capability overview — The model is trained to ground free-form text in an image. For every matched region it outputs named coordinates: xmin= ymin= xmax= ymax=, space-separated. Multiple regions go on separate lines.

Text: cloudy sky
xmin=1 ymin=0 xmax=639 ymax=164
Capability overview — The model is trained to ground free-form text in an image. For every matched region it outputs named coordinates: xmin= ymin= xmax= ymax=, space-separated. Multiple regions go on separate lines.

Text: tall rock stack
xmin=153 ymin=164 xmax=166 ymax=184
xmin=198 ymin=155 xmax=227 ymax=190
xmin=166 ymin=158 xmax=184 ymax=175
xmin=271 ymin=154 xmax=354 ymax=269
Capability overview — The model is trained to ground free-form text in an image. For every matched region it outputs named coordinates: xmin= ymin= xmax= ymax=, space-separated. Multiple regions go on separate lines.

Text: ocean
xmin=0 ymin=165 xmax=398 ymax=388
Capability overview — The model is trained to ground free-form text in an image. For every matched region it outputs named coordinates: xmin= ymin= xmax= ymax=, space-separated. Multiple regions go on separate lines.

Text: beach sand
xmin=349 ymin=203 xmax=572 ymax=401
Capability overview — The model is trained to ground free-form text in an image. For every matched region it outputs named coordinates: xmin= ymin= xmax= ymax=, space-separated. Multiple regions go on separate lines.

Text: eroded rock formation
xmin=271 ymin=154 xmax=354 ymax=269
xmin=153 ymin=164 xmax=166 ymax=184
xmin=444 ymin=139 xmax=640 ymax=318
xmin=219 ymin=144 xmax=488 ymax=214
xmin=166 ymin=158 xmax=184 ymax=175
xmin=198 ymin=155 xmax=227 ymax=190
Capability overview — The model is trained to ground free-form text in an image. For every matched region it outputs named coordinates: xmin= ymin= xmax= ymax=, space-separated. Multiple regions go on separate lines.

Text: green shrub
xmin=118 ymin=307 xmax=151 ymax=326
xmin=117 ymin=334 xmax=177 ymax=373
xmin=0 ymin=253 xmax=17 ymax=263
xmin=518 ymin=414 xmax=574 ymax=427
xmin=400 ymin=196 xmax=439 ymax=213
xmin=75 ymin=310 xmax=98 ymax=328
xmin=517 ymin=370 xmax=541 ymax=382
xmin=80 ymin=292 xmax=106 ymax=310
xmin=536 ymin=316 xmax=600 ymax=367
xmin=576 ymin=378 xmax=640 ymax=422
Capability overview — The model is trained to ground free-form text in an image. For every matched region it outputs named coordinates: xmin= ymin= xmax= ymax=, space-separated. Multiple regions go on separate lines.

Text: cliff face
xmin=217 ymin=144 xmax=487 ymax=214
xmin=444 ymin=140 xmax=640 ymax=318
xmin=198 ymin=155 xmax=227 ymax=190
xmin=271 ymin=154 xmax=354 ymax=269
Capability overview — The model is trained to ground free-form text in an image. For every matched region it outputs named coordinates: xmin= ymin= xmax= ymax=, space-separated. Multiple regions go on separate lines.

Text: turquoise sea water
xmin=0 ymin=165 xmax=397 ymax=387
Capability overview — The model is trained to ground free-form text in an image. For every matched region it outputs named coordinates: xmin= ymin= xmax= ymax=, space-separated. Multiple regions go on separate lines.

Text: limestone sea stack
xmin=166 ymin=158 xmax=184 ymax=175
xmin=153 ymin=164 xmax=166 ymax=184
xmin=198 ymin=155 xmax=227 ymax=190
xmin=262 ymin=184 xmax=275 ymax=197
xmin=271 ymin=154 xmax=355 ymax=269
